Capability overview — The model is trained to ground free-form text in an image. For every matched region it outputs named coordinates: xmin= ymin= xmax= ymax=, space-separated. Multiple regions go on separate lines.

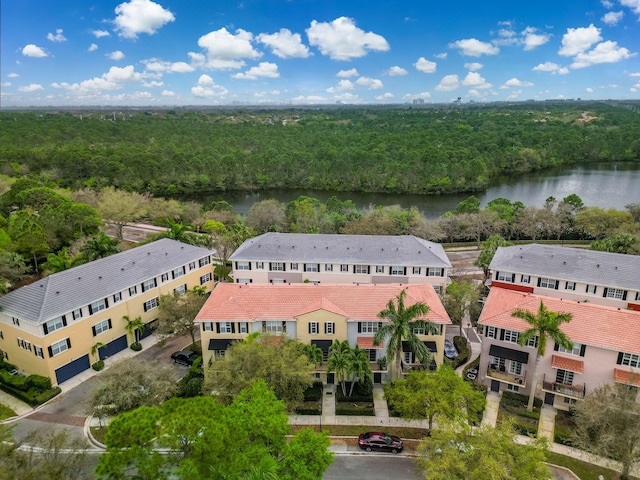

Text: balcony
xmin=542 ymin=377 xmax=586 ymax=399
xmin=486 ymin=365 xmax=527 ymax=387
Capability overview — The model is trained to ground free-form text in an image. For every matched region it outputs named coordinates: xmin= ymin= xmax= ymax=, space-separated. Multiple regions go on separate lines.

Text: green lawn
xmin=546 ymin=452 xmax=637 ymax=480
xmin=0 ymin=403 xmax=17 ymax=420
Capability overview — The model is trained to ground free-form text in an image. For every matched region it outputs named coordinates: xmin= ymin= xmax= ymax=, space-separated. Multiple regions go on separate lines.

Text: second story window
xmin=565 ymin=282 xmax=576 ymax=291
xmin=340 ymin=264 xmax=348 ymax=272
xmin=618 ymin=352 xmax=640 ymax=368
xmin=427 ymin=267 xmax=444 ymax=277
xmin=270 ymin=262 xmax=285 ymax=271
xmin=142 ymin=279 xmax=157 ymax=292
xmin=605 ymin=288 xmax=627 ymax=300
xmin=359 ymin=321 xmax=380 ymax=333
xmin=538 ymin=277 xmax=558 ymax=289
xmin=290 ymin=263 xmax=298 ymax=270
xmin=496 ymin=271 xmax=515 ymax=282
xmin=305 ymin=263 xmax=320 ymax=272
xmin=236 ymin=261 xmax=250 ymax=270
xmin=521 ymin=275 xmax=531 ymax=283
xmin=256 ymin=262 xmax=264 ymax=269
xmin=586 ymin=284 xmax=597 ymax=294
xmin=325 ymin=264 xmax=333 ymax=272
xmin=143 ymin=297 xmax=159 ymax=312
xmin=375 ymin=265 xmax=384 ymax=273
xmin=354 ymin=265 xmax=368 ymax=274
xmin=172 ymin=266 xmax=185 ymax=279
xmin=390 ymin=266 xmax=405 ymax=275
xmin=503 ymin=329 xmax=519 ymax=343
xmin=89 ymin=299 xmax=108 ymax=315
xmin=558 ymin=342 xmax=582 ymax=356
xmin=48 ymin=338 xmax=71 ymax=357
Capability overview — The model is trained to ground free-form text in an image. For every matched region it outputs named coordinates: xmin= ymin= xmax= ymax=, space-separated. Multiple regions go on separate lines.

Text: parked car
xmin=358 ymin=432 xmax=404 ymax=453
xmin=170 ymin=350 xmax=199 ymax=366
xmin=444 ymin=339 xmax=458 ymax=359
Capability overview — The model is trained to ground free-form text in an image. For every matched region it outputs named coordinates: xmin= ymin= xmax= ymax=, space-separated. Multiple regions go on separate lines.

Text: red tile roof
xmin=479 ymin=288 xmax=640 ymax=355
xmin=551 ymin=355 xmax=584 ymax=373
xmin=196 ymin=283 xmax=451 ymax=325
xmin=614 ymin=368 xmax=640 ymax=387
xmin=357 ymin=337 xmax=383 ymax=349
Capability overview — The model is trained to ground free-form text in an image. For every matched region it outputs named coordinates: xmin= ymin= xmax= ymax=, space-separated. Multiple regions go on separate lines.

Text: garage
xmin=54 ymin=354 xmax=90 ymax=385
xmin=98 ymin=335 xmax=128 ymax=360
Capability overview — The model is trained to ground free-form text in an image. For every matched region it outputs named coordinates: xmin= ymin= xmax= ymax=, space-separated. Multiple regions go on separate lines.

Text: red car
xmin=358 ymin=432 xmax=404 ymax=453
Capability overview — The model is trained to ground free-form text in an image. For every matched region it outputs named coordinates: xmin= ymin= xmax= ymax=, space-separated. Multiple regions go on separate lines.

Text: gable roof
xmin=490 ymin=244 xmax=640 ymax=291
xmin=479 ymin=287 xmax=640 ymax=355
xmin=229 ymin=233 xmax=451 ymax=267
xmin=0 ymin=239 xmax=213 ymax=325
xmin=196 ymin=283 xmax=451 ymax=324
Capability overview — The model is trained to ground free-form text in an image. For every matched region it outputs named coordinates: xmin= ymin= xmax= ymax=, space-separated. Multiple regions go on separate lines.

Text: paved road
xmin=324 ymin=455 xmax=421 ymax=480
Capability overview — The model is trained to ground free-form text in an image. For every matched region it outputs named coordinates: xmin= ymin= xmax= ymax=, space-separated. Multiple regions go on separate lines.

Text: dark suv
xmin=170 ymin=350 xmax=199 ymax=366
xmin=358 ymin=432 xmax=404 ymax=453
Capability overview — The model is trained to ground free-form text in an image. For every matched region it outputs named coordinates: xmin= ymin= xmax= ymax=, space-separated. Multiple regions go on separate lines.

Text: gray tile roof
xmin=490 ymin=244 xmax=640 ymax=291
xmin=230 ymin=233 xmax=451 ymax=267
xmin=0 ymin=239 xmax=213 ymax=325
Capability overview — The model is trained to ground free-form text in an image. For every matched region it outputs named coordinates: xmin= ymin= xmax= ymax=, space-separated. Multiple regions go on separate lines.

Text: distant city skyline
xmin=1 ymin=0 xmax=639 ymax=107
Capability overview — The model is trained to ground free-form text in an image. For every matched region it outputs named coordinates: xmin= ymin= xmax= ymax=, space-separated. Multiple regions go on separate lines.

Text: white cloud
xmin=435 ymin=74 xmax=460 ymax=91
xmin=142 ymin=80 xmax=163 ymax=87
xmin=336 ymin=68 xmax=358 ymax=78
xmin=107 ymin=50 xmax=125 ymax=60
xmin=501 ymin=77 xmax=534 ymax=88
xmin=498 ymin=28 xmax=516 ymax=38
xmin=88 ymin=43 xmax=98 ymax=52
xmin=464 ymin=62 xmax=483 ymax=71
xmin=103 ymin=65 xmax=141 ymax=82
xmin=257 ymin=29 xmax=310 ymax=58
xmin=47 ymin=29 xmax=67 ymax=42
xmin=355 ymin=76 xmax=383 ymax=90
xmin=532 ymin=62 xmax=570 ymax=75
xmin=414 ymin=57 xmax=437 ymax=73
xmin=570 ymin=40 xmax=635 ymax=68
xmin=558 ymin=24 xmax=602 ymax=56
xmin=22 ymin=44 xmax=48 ymax=58
xmin=113 ymin=0 xmax=175 ymax=39
xmin=375 ymin=92 xmax=395 ymax=100
xmin=586 ymin=87 xmax=594 ymax=93
xmin=601 ymin=0 xmax=614 ymax=8
xmin=435 ymin=52 xmax=448 ymax=59
xmin=450 ymin=38 xmax=499 ymax=57
xmin=52 ymin=77 xmax=120 ymax=92
xmin=191 ymin=74 xmax=228 ymax=98
xmin=1 ymin=82 xmax=10 ymax=87
xmin=91 ymin=29 xmax=111 ymax=38
xmin=620 ymin=0 xmax=640 ymax=17
xmin=336 ymin=79 xmax=355 ymax=91
xmin=386 ymin=66 xmax=408 ymax=76
xmin=8 ymin=73 xmax=19 ymax=78
xmin=602 ymin=11 xmax=625 ymax=25
xmin=232 ymin=62 xmax=280 ymax=80
xmin=402 ymin=91 xmax=431 ymax=100
xmin=196 ymin=27 xmax=261 ymax=70
xmin=306 ymin=17 xmax=390 ymax=60
xmin=161 ymin=90 xmax=175 ymax=96
xmin=521 ymin=27 xmax=550 ymax=51
xmin=462 ymin=72 xmax=491 ymax=89
xmin=18 ymin=84 xmax=44 ymax=92
xmin=631 ymin=72 xmax=640 ymax=77
xmin=142 ymin=58 xmax=195 ymax=73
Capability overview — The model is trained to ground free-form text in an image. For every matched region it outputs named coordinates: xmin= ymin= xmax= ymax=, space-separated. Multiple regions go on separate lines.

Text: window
xmin=161 ymin=273 xmax=169 ymax=282
xmin=427 ymin=267 xmax=444 ymax=277
xmin=360 ymin=322 xmax=380 ymax=333
xmin=237 ymin=278 xmax=252 ymax=284
xmin=354 ymin=265 xmax=368 ymax=274
xmin=270 ymin=262 xmax=285 ymax=271
xmin=174 ymin=284 xmax=187 ymax=295
xmin=0 ymin=330 xmax=2 ymax=340
xmin=340 ymin=264 xmax=348 ymax=272
xmin=271 ymin=279 xmax=285 ymax=284
xmin=256 ymin=262 xmax=264 ymax=269
xmin=49 ymin=338 xmax=70 ymax=357
xmin=305 ymin=263 xmax=320 ymax=272
xmin=433 ymin=285 xmax=442 ymax=294
xmin=142 ymin=279 xmax=157 ymax=292
xmin=172 ymin=266 xmax=185 ymax=279
xmin=143 ymin=297 xmax=159 ymax=312
xmin=93 ymin=319 xmax=112 ymax=336
xmin=89 ymin=299 xmax=107 ymax=314
xmin=199 ymin=256 xmax=211 ymax=267
xmin=586 ymin=284 xmax=597 ymax=294
xmin=503 ymin=330 xmax=519 ymax=343
xmin=219 ymin=322 xmax=233 ymax=333
xmin=200 ymin=273 xmax=212 ymax=285
xmin=390 ymin=266 xmax=405 ymax=275
xmin=605 ymin=288 xmax=626 ymax=300
xmin=556 ymin=369 xmax=574 ymax=385
xmin=497 ymin=271 xmax=514 ymax=282
xmin=375 ymin=265 xmax=384 ymax=273
xmin=508 ymin=361 xmax=523 ymax=376
xmin=521 ymin=275 xmax=531 ymax=284
xmin=290 ymin=263 xmax=298 ymax=270
xmin=413 ymin=267 xmax=421 ymax=275
xmin=636 ymin=292 xmax=640 ymax=301
xmin=239 ymin=322 xmax=248 ymax=334
xmin=309 ymin=322 xmax=319 ymax=334
xmin=620 ymin=352 xmax=640 ymax=368
xmin=539 ymin=277 xmax=557 ymax=289
xmin=203 ymin=322 xmax=213 ymax=331
xmin=565 ymin=281 xmax=576 ymax=291
xmin=113 ymin=292 xmax=122 ymax=303
xmin=526 ymin=336 xmax=538 ymax=348
xmin=486 ymin=326 xmax=497 ymax=339
xmin=44 ymin=316 xmax=66 ymax=335
xmin=236 ymin=261 xmax=250 ymax=270
xmin=263 ymin=321 xmax=284 ymax=334
xmin=367 ymin=349 xmax=377 ymax=362
xmin=17 ymin=338 xmax=31 ymax=351
xmin=129 ymin=286 xmax=138 ymax=296
xmin=412 ymin=326 xmax=426 ymax=335
xmin=325 ymin=322 xmax=335 ymax=334
xmin=558 ymin=343 xmax=582 ymax=356
xmin=34 ymin=346 xmax=44 ymax=359
xmin=12 ymin=317 xmax=19 ymax=326
xmin=325 ymin=264 xmax=333 ymax=272
xmin=72 ymin=309 xmax=83 ymax=320
xmin=507 ymin=384 xmax=520 ymax=392
xmin=189 ymin=261 xmax=196 ymax=271
xmin=563 ymin=397 xmax=577 ymax=405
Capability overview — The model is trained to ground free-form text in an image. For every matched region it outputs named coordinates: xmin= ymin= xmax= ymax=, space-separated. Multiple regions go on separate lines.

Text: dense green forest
xmin=1 ymin=102 xmax=639 ymax=196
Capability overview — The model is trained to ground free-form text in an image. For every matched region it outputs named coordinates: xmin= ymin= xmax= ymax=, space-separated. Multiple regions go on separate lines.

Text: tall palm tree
xmin=348 ymin=345 xmax=372 ymax=397
xmin=513 ymin=300 xmax=573 ymax=412
xmin=303 ymin=343 xmax=324 ymax=367
xmin=374 ymin=289 xmax=439 ymax=381
xmin=327 ymin=340 xmax=351 ymax=396
xmin=122 ymin=315 xmax=145 ymax=344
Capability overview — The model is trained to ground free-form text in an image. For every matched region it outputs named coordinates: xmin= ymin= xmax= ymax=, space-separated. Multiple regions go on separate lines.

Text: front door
xmin=490 ymin=380 xmax=501 ymax=392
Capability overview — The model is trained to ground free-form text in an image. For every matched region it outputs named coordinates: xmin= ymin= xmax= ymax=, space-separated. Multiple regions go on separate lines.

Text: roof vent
xmin=563 ymin=261 xmax=566 ymax=265
xmin=78 ymin=277 xmax=81 ymax=280
xmin=147 ymin=252 xmax=151 ymax=255
xmin=121 ymin=268 xmax=124 ymax=271
xmin=56 ymin=291 xmax=60 ymax=294
xmin=597 ymin=264 xmax=600 ymax=268
xmin=98 ymin=276 xmax=102 ymax=279
xmin=615 ymin=266 xmax=618 ymax=270
xmin=165 ymin=253 xmax=168 ymax=255
xmin=418 ymin=251 xmax=421 ymax=254
xmin=181 ymin=246 xmax=184 ymax=249
xmin=326 ymin=246 xmax=328 ymax=249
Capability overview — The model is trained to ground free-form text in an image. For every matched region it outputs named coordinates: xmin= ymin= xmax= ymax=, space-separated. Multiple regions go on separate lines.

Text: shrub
xmin=92 ymin=360 xmax=105 ymax=371
xmin=27 ymin=375 xmax=51 ymax=390
xmin=130 ymin=342 xmax=142 ymax=351
xmin=336 ymin=382 xmax=373 ymax=403
xmin=500 ymin=391 xmax=543 ymax=411
xmin=303 ymin=381 xmax=323 ymax=402
xmin=295 ymin=406 xmax=321 ymax=415
xmin=336 ymin=404 xmax=374 ymax=416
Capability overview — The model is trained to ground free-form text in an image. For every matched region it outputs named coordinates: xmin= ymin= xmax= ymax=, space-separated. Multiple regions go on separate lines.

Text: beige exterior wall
xmin=0 ymin=265 xmax=214 ymax=385
xmin=296 ymin=311 xmax=348 ymax=345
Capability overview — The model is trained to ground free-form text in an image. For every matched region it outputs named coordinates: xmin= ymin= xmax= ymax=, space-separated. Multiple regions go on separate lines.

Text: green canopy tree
xmin=157 ymin=287 xmax=208 ymax=346
xmin=0 ymin=249 xmax=30 ymax=293
xmin=475 ymin=234 xmax=512 ymax=281
xmin=443 ymin=280 xmax=482 ymax=336
xmin=8 ymin=209 xmax=50 ymax=272
xmin=42 ymin=248 xmax=85 ymax=274
xmin=513 ymin=300 xmax=573 ymax=412
xmin=373 ymin=289 xmax=439 ymax=381
xmin=80 ymin=232 xmax=120 ymax=261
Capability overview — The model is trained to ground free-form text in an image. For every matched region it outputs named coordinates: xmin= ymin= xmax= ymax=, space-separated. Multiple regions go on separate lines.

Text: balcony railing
xmin=486 ymin=365 xmax=527 ymax=387
xmin=542 ymin=376 xmax=586 ymax=399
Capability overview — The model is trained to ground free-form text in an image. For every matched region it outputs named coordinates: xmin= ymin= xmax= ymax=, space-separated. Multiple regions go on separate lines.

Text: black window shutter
xmin=593 ymin=287 xmax=597 ymax=294
xmin=43 ymin=324 xmax=49 ymax=335
xmin=358 ymin=323 xmax=362 ymax=333
xmin=62 ymin=315 xmax=67 ymax=327
xmin=622 ymin=291 xmax=628 ymax=301
xmin=579 ymin=345 xmax=586 ymax=357
xmin=495 ymin=271 xmax=500 ymax=280
xmin=499 ymin=329 xmax=505 ymax=340
xmin=216 ymin=323 xmax=220 ymax=334
xmin=108 ymin=319 xmax=112 ymax=329
xmin=511 ymin=274 xmax=515 ymax=282
xmin=565 ymin=282 xmax=570 ymax=289
xmin=269 ymin=263 xmax=273 ymax=270
xmin=555 ymin=280 xmax=559 ymax=290
xmin=153 ymin=278 xmax=157 ymax=288
xmin=143 ymin=303 xmax=148 ymax=312
xmin=440 ymin=269 xmax=445 ymax=277
xmin=353 ymin=265 xmax=356 ymax=273
xmin=617 ymin=352 xmax=624 ymax=365
xmin=554 ymin=343 xmax=559 ymax=351
xmin=48 ymin=346 xmax=53 ymax=357
xmin=66 ymin=338 xmax=71 ymax=348
xmin=92 ymin=326 xmax=97 ymax=336
xmin=603 ymin=288 xmax=608 ymax=298
xmin=283 ymin=264 xmax=286 ymax=271
xmin=585 ymin=285 xmax=589 ymax=293
xmin=104 ymin=298 xmax=109 ymax=308
xmin=88 ymin=304 xmax=93 ymax=315
xmin=231 ymin=323 xmax=235 ymax=333
xmin=537 ymin=278 xmax=541 ymax=287
xmin=367 ymin=266 xmax=371 ymax=274
xmin=33 ymin=348 xmax=38 ymax=357
xmin=234 ymin=262 xmax=238 ymax=269
xmin=403 ymin=267 xmax=407 ymax=275
xmin=308 ymin=323 xmax=312 ymax=334
xmin=248 ymin=263 xmax=251 ymax=271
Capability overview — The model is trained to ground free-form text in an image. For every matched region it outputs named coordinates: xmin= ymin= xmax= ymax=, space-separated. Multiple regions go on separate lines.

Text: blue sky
xmin=2 ymin=0 xmax=639 ymax=107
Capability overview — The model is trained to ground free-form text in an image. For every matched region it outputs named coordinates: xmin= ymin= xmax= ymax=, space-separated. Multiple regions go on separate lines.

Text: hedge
xmin=336 ymin=405 xmax=375 ymax=416
xmin=0 ymin=368 xmax=60 ymax=406
xmin=0 ymin=381 xmax=61 ymax=407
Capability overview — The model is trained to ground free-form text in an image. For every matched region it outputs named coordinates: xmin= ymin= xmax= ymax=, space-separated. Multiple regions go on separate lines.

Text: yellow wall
xmin=295 ymin=311 xmax=347 ymax=345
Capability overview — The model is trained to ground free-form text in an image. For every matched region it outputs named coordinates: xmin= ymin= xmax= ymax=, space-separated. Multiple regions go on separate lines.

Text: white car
xmin=444 ymin=339 xmax=458 ymax=359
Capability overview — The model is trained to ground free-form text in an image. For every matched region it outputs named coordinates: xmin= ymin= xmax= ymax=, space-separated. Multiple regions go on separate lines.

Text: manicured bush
xmin=92 ymin=360 xmax=105 ymax=371
xmin=500 ymin=391 xmax=543 ymax=412
xmin=27 ymin=374 xmax=51 ymax=390
xmin=303 ymin=381 xmax=323 ymax=402
xmin=336 ymin=404 xmax=375 ymax=416
xmin=295 ymin=406 xmax=321 ymax=415
xmin=130 ymin=342 xmax=142 ymax=351
xmin=335 ymin=382 xmax=373 ymax=403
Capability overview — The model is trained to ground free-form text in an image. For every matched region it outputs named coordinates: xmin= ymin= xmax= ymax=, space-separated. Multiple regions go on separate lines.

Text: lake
xmin=199 ymin=162 xmax=640 ymax=219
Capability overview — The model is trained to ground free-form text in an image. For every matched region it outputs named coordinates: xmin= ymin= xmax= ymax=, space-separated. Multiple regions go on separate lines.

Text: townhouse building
xmin=477 ymin=288 xmax=640 ymax=410
xmin=229 ymin=233 xmax=452 ymax=292
xmin=195 ymin=283 xmax=452 ymax=382
xmin=488 ymin=244 xmax=640 ymax=310
xmin=0 ymin=239 xmax=214 ymax=386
